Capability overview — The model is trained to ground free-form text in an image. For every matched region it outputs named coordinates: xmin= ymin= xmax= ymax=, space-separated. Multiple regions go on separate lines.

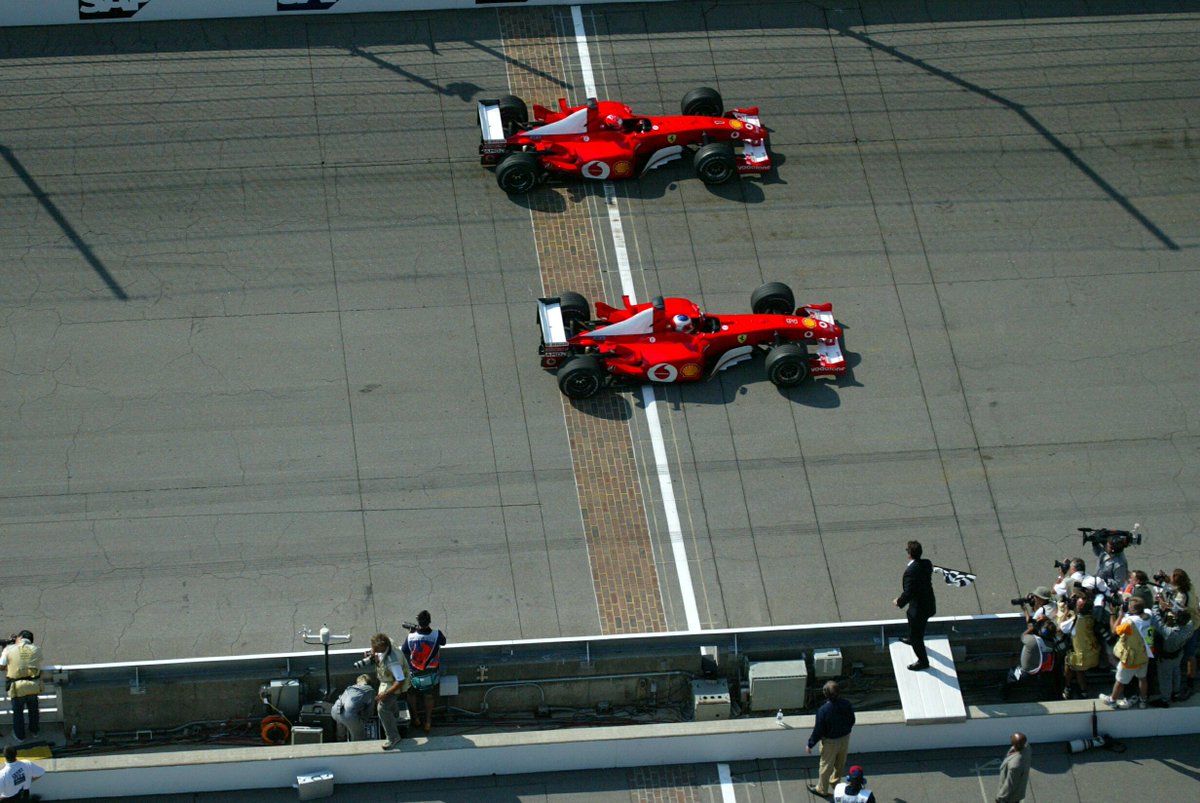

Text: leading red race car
xmin=538 ymin=283 xmax=847 ymax=399
xmin=478 ymin=87 xmax=771 ymax=194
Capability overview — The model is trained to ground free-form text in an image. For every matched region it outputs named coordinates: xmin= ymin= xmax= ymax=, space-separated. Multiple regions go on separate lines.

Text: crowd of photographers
xmin=1007 ymin=526 xmax=1198 ymax=708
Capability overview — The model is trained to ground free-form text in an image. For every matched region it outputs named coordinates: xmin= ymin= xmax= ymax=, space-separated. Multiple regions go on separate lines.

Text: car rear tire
xmin=765 ymin=343 xmax=810 ymax=388
xmin=498 ymin=95 xmax=528 ymax=133
xmin=681 ymin=86 xmax=723 ymax=117
xmin=496 ymin=152 xmax=540 ymax=194
xmin=750 ymin=282 xmax=795 ymax=315
xmin=694 ymin=142 xmax=736 ymax=185
xmin=557 ymin=356 xmax=605 ymax=399
xmin=557 ymin=291 xmax=591 ymax=334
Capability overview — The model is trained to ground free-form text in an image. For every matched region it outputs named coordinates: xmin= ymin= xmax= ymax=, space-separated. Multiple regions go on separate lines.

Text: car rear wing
xmin=802 ymin=303 xmax=846 ymax=379
xmin=730 ymin=107 xmax=771 ymax=174
xmin=537 ymin=297 xmax=571 ymax=370
xmin=478 ymin=99 xmax=509 ymax=164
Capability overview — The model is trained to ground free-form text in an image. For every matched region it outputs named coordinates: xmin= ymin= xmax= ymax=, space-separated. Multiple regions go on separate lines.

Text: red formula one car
xmin=478 ymin=87 xmax=771 ymax=194
xmin=538 ymin=283 xmax=846 ymax=399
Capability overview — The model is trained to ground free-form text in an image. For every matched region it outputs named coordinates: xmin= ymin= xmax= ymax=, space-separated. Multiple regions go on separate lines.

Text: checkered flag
xmin=933 ymin=565 xmax=976 ymax=587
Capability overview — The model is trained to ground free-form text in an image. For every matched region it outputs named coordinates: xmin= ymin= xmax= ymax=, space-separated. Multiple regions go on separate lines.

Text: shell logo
xmin=803 ymin=318 xmax=817 ymax=329
xmin=648 ymin=363 xmax=679 ymax=382
xmin=730 ymin=119 xmax=744 ymax=130
xmin=582 ymin=160 xmax=611 ymax=179
xmin=614 ymin=160 xmax=632 ymax=176
xmin=681 ymin=363 xmax=702 ymax=379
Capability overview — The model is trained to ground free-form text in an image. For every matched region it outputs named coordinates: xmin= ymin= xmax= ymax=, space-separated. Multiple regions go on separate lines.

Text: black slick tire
xmin=765 ymin=343 xmax=810 ymax=388
xmin=750 ymin=282 xmax=795 ymax=315
xmin=557 ymin=356 xmax=605 ymax=399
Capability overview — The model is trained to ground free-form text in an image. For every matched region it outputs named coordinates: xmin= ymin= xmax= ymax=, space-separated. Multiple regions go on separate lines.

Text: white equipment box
xmin=290 ymin=725 xmax=323 ymax=745
xmin=294 ymin=771 xmax=334 ymax=800
xmin=748 ymin=659 xmax=808 ymax=711
xmin=691 ymin=679 xmax=731 ymax=721
xmin=813 ymin=648 xmax=843 ymax=678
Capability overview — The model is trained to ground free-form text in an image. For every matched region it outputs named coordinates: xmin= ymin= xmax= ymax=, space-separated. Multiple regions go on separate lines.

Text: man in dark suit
xmin=894 ymin=540 xmax=936 ymax=670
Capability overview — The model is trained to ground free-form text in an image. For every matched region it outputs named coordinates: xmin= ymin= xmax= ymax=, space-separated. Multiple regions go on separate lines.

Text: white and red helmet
xmin=672 ymin=314 xmax=694 ymax=333
xmin=604 ymin=113 xmax=623 ymax=129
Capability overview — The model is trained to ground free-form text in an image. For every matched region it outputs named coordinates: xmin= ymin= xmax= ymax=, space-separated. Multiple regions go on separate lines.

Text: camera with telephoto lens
xmin=1053 ymin=559 xmax=1072 ymax=572
xmin=1154 ymin=570 xmax=1170 ymax=585
xmin=1010 ymin=594 xmax=1034 ymax=607
xmin=353 ymin=651 xmax=375 ymax=669
xmin=0 ymin=635 xmax=15 ymax=649
xmin=1079 ymin=526 xmax=1142 ymax=551
xmin=402 ymin=621 xmax=418 ymax=632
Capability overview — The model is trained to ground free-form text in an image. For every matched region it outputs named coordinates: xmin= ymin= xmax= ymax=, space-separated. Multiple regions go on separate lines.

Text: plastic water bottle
xmin=776 ymin=709 xmax=785 ymax=726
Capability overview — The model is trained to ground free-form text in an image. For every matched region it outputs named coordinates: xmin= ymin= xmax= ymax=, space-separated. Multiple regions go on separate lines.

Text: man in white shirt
xmin=0 ymin=744 xmax=45 ymax=800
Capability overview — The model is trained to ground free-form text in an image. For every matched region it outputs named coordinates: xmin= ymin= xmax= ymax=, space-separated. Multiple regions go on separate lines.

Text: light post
xmin=299 ymin=624 xmax=352 ymax=702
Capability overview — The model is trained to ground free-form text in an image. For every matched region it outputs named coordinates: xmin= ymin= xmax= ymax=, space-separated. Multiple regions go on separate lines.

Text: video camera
xmin=1079 ymin=526 xmax=1142 ymax=551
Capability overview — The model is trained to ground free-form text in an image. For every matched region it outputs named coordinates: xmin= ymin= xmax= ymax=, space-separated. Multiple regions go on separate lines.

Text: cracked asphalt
xmin=1 ymin=1 xmax=1198 ymax=674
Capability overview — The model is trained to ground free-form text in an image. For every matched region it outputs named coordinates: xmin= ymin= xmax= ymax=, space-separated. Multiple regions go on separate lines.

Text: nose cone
xmin=795 ymin=315 xmax=841 ymax=340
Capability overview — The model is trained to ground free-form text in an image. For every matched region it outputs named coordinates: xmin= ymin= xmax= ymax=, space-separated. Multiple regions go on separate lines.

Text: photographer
xmin=0 ymin=631 xmax=43 ymax=742
xmin=1053 ymin=558 xmax=1090 ymax=602
xmin=1059 ymin=594 xmax=1101 ymax=699
xmin=1121 ymin=570 xmax=1154 ymax=610
xmin=1154 ymin=568 xmax=1198 ymax=698
xmin=1007 ymin=608 xmax=1057 ymax=693
xmin=1091 ymin=533 xmax=1129 ymax=590
xmin=1100 ymin=598 xmax=1152 ymax=709
xmin=362 ymin=632 xmax=411 ymax=751
xmin=330 ymin=674 xmax=375 ymax=742
xmin=403 ymin=611 xmax=447 ymax=734
xmin=1152 ymin=610 xmax=1195 ymax=707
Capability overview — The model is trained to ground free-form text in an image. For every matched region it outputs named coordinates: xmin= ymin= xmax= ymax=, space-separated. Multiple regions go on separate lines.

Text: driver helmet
xmin=604 ymin=113 xmax=624 ymax=130
xmin=672 ymin=314 xmax=694 ymax=333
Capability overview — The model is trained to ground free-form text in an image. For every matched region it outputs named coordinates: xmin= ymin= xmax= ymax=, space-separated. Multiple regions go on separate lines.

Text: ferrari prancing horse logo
xmin=666 ymin=134 xmax=677 ymax=144
xmin=737 ymin=334 xmax=748 ymax=344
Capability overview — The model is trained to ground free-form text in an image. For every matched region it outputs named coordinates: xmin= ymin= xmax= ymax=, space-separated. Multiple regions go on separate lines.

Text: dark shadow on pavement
xmin=0 ymin=144 xmax=129 ymax=301
xmin=829 ymin=23 xmax=1180 ymax=252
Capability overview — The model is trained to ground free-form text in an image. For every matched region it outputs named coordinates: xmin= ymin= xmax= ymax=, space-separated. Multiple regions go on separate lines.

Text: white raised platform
xmin=889 ymin=636 xmax=967 ymax=724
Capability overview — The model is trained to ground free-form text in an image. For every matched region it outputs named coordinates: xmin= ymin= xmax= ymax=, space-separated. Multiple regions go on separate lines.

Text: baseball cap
xmin=847 ymin=766 xmax=865 ymax=781
xmin=1032 ymin=586 xmax=1052 ymax=599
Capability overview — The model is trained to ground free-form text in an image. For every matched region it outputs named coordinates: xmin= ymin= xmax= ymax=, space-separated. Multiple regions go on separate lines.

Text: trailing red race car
xmin=478 ymin=87 xmax=771 ymax=194
xmin=537 ymin=283 xmax=847 ymax=399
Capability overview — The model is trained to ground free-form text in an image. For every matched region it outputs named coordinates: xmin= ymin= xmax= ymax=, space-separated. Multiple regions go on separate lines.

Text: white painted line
xmin=570 ymin=5 xmax=701 ymax=632
xmin=718 ymin=762 xmax=738 ymax=802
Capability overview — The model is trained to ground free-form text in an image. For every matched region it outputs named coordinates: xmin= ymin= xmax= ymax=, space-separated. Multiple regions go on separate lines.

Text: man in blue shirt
xmin=806 ymin=680 xmax=856 ymax=798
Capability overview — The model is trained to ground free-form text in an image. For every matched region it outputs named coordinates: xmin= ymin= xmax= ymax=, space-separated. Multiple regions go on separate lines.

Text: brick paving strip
xmin=627 ymin=764 xmax=704 ymax=803
xmin=497 ymin=9 xmax=668 ymax=636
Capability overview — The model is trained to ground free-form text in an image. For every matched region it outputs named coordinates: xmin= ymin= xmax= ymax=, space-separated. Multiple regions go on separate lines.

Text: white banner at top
xmin=4 ymin=0 xmax=662 ymax=28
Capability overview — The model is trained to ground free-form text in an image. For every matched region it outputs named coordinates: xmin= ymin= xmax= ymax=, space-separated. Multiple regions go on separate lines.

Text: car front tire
xmin=765 ymin=343 xmax=810 ymax=388
xmin=681 ymin=86 xmax=723 ymax=117
xmin=750 ymin=282 xmax=795 ymax=315
xmin=694 ymin=142 xmax=736 ymax=185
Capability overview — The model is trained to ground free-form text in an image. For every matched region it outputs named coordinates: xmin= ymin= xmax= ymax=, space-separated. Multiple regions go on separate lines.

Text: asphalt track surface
xmin=3 ymin=0 xmax=1200 ymax=800
xmin=2 ymin=0 xmax=1199 ymax=704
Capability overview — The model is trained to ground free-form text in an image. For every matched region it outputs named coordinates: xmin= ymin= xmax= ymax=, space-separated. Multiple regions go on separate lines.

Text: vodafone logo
xmin=581 ymin=160 xmax=611 ymax=180
xmin=79 ymin=0 xmax=151 ymax=18
xmin=648 ymin=364 xmax=678 ymax=382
